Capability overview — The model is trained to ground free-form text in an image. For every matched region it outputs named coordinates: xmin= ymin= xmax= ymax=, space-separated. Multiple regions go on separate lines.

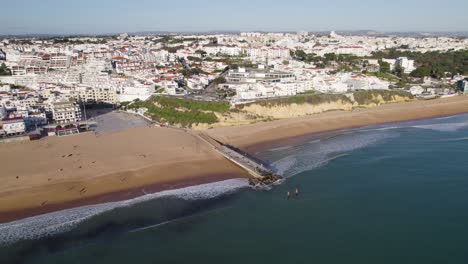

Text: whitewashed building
xmin=1 ymin=117 xmax=26 ymax=135
xmin=50 ymin=101 xmax=82 ymax=124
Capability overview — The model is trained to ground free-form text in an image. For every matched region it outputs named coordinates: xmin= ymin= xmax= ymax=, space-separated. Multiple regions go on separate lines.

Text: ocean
xmin=1 ymin=113 xmax=468 ymax=264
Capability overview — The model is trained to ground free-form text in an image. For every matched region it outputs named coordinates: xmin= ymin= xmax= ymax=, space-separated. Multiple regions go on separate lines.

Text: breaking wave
xmin=0 ymin=179 xmax=249 ymax=245
xmin=411 ymin=121 xmax=468 ymax=132
xmin=271 ymin=130 xmax=398 ymax=177
xmin=268 ymin=114 xmax=468 ymax=177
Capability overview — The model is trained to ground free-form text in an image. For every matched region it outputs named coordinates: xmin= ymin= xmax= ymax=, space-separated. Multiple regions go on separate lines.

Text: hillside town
xmin=0 ymin=31 xmax=467 ymax=140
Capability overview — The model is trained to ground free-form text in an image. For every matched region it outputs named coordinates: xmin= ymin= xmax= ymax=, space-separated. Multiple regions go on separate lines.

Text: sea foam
xmin=271 ymin=130 xmax=398 ymax=177
xmin=0 ymin=178 xmax=249 ymax=245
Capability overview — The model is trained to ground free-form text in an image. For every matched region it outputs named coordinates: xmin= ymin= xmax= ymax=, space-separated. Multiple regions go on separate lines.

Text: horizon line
xmin=1 ymin=29 xmax=468 ymax=38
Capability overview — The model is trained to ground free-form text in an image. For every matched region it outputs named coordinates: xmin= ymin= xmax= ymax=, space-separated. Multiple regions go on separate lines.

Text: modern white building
xmin=226 ymin=66 xmax=295 ymax=84
xmin=78 ymin=86 xmax=117 ymax=104
xmin=395 ymin=57 xmax=415 ymax=73
xmin=50 ymin=101 xmax=82 ymax=124
xmin=117 ymin=80 xmax=154 ymax=102
xmin=1 ymin=117 xmax=26 ymax=135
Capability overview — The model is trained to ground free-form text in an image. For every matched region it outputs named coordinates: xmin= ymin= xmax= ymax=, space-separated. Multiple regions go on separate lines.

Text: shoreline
xmin=207 ymin=96 xmax=468 ymax=153
xmin=1 ymin=96 xmax=468 ymax=224
xmin=247 ymin=111 xmax=468 ymax=154
xmin=0 ymin=173 xmax=239 ymax=224
xmin=0 ymin=126 xmax=250 ymax=224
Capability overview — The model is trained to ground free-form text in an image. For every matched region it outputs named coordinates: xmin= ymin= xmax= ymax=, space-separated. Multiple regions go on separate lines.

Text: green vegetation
xmin=237 ymin=90 xmax=413 ymax=109
xmin=215 ymin=88 xmax=236 ymax=99
xmin=371 ymin=49 xmax=468 ymax=78
xmin=153 ymin=96 xmax=230 ymax=113
xmin=119 ymin=90 xmax=415 ymax=128
xmin=238 ymin=94 xmax=353 ymax=108
xmin=0 ymin=63 xmax=11 ymax=76
xmin=211 ymin=76 xmax=227 ymax=85
xmin=187 ymin=56 xmax=203 ymax=62
xmin=291 ymin=50 xmax=321 ymax=64
xmin=291 ymin=50 xmax=362 ymax=72
xmin=366 ymin=71 xmax=399 ymax=81
xmin=181 ymin=67 xmax=205 ymax=77
xmin=163 ymin=46 xmax=184 ymax=53
xmin=378 ymin=60 xmax=391 ymax=73
xmin=154 ymin=87 xmax=165 ymax=93
xmin=353 ymin=90 xmax=414 ymax=105
xmin=298 ymin=90 xmax=316 ymax=95
xmin=124 ymin=96 xmax=230 ymax=127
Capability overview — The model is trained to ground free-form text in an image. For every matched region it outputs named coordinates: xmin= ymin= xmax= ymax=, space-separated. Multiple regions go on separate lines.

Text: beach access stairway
xmin=197 ymin=133 xmax=276 ymax=179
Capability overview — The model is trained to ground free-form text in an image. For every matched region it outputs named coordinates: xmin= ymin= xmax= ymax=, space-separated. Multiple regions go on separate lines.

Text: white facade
xmin=50 ymin=101 xmax=82 ymax=124
xmin=117 ymin=81 xmax=153 ymax=102
xmin=78 ymin=86 xmax=117 ymax=104
xmin=395 ymin=57 xmax=415 ymax=73
xmin=1 ymin=118 xmax=26 ymax=135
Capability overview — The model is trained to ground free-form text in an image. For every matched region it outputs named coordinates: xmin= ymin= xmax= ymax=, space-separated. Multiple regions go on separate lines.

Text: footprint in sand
xmin=79 ymin=187 xmax=87 ymax=195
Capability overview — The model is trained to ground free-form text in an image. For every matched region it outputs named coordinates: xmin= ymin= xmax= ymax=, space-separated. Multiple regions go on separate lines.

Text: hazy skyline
xmin=2 ymin=0 xmax=468 ymax=35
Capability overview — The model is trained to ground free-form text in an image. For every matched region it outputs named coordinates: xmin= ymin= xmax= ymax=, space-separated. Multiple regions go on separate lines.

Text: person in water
xmin=295 ymin=187 xmax=299 ymax=197
xmin=287 ymin=191 xmax=291 ymax=200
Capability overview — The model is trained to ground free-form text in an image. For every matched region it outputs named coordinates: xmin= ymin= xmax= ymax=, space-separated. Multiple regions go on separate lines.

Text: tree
xmin=410 ymin=66 xmax=431 ymax=78
xmin=212 ymin=76 xmax=226 ymax=85
xmin=393 ymin=65 xmax=405 ymax=78
xmin=378 ymin=60 xmax=391 ymax=73
xmin=324 ymin=53 xmax=337 ymax=61
xmin=294 ymin=50 xmax=307 ymax=60
xmin=0 ymin=63 xmax=11 ymax=76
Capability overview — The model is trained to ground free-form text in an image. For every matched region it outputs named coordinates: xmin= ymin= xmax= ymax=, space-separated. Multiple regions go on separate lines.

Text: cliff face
xmin=192 ymin=91 xmax=414 ymax=130
xmin=240 ymin=100 xmax=354 ymax=119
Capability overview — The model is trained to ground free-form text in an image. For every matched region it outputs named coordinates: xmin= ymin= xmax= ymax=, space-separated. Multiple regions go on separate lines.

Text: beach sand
xmin=1 ymin=95 xmax=468 ymax=223
xmin=207 ymin=96 xmax=468 ymax=152
xmin=0 ymin=126 xmax=249 ymax=223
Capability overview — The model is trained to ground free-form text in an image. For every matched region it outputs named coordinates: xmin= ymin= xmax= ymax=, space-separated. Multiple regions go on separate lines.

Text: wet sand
xmin=1 ymin=95 xmax=468 ymax=223
xmin=0 ymin=126 xmax=249 ymax=223
xmin=207 ymin=96 xmax=468 ymax=152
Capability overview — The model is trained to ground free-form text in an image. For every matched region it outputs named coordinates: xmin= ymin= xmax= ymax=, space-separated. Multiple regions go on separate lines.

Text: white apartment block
xmin=117 ymin=80 xmax=154 ymax=102
xmin=1 ymin=117 xmax=26 ymax=135
xmin=395 ymin=57 xmax=415 ymax=73
xmin=78 ymin=86 xmax=117 ymax=104
xmin=50 ymin=101 xmax=82 ymax=124
xmin=226 ymin=66 xmax=295 ymax=84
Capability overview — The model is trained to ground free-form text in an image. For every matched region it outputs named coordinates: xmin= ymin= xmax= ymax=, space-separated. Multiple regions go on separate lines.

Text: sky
xmin=2 ymin=0 xmax=467 ymax=35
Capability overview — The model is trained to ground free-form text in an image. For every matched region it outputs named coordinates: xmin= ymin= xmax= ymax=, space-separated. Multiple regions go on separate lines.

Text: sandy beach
xmin=1 ymin=95 xmax=468 ymax=223
xmin=0 ymin=126 xmax=249 ymax=223
xmin=208 ymin=96 xmax=468 ymax=152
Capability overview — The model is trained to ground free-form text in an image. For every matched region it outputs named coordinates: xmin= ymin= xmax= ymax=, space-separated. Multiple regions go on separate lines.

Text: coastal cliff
xmin=194 ymin=90 xmax=414 ymax=129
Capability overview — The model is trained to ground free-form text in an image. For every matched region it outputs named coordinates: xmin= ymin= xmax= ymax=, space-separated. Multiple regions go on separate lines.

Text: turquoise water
xmin=2 ymin=114 xmax=468 ymax=264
